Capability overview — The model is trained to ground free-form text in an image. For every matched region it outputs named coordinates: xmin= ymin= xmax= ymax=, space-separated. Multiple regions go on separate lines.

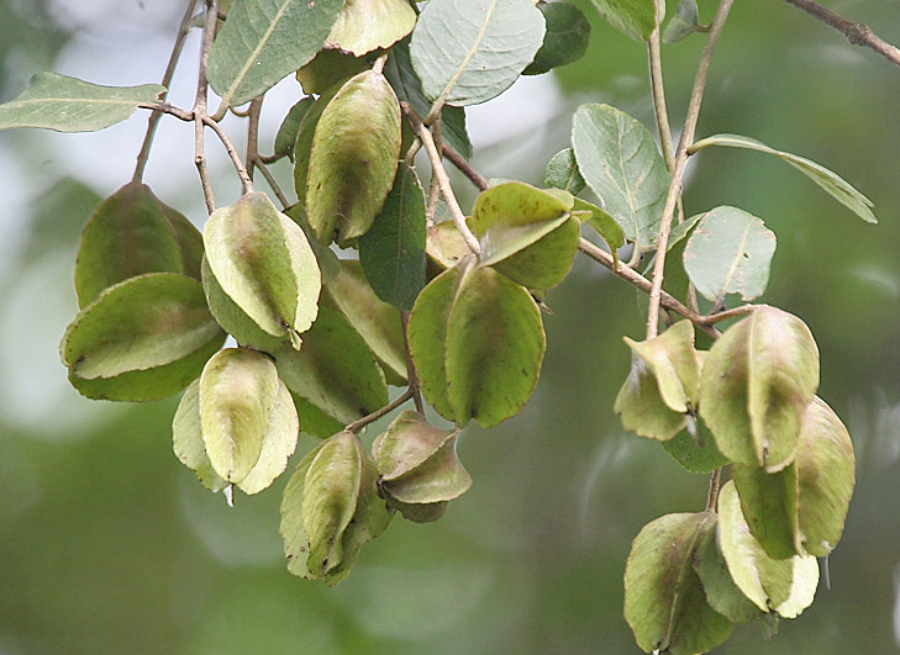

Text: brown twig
xmin=783 ymin=0 xmax=900 ymax=68
xmin=245 ymin=96 xmax=264 ymax=181
xmin=442 ymin=143 xmax=489 ymax=192
xmin=645 ymin=0 xmax=735 ymax=339
xmin=194 ymin=0 xmax=219 ymax=213
xmin=133 ymin=0 xmax=200 ymax=183
xmin=345 ymin=389 xmax=415 ymax=434
xmin=401 ymin=311 xmax=425 ymax=415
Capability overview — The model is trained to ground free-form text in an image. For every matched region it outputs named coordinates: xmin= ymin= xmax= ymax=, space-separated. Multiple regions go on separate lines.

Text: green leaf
xmin=206 ymin=0 xmax=344 ymax=108
xmin=717 ymin=481 xmax=819 ymax=618
xmin=274 ymin=97 xmax=314 ymax=161
xmin=615 ymin=321 xmax=700 ymax=441
xmin=573 ymin=197 xmax=626 ymax=256
xmin=199 ymin=348 xmax=280 ymax=484
xmin=690 ymin=133 xmax=877 ymax=224
xmin=293 ymin=84 xmax=344 ymax=210
xmin=61 ymin=273 xmax=225 ymax=400
xmin=524 ymin=2 xmax=592 ymax=75
xmin=295 ymin=49 xmax=369 ymax=96
xmin=572 ymin=104 xmax=670 ymax=252
xmin=545 ymin=148 xmax=586 ymax=195
xmin=201 ymin=256 xmax=287 ymax=353
xmin=699 ymin=307 xmax=819 ymax=471
xmin=75 ymin=182 xmax=204 ymax=308
xmin=301 ymin=431 xmax=363 ymax=578
xmin=321 ymin=260 xmax=408 ymax=385
xmin=173 ymin=380 xmax=228 ymax=493
xmin=591 ymin=0 xmax=658 ymax=41
xmin=410 ymin=0 xmax=546 ymax=107
xmin=661 ymin=417 xmax=730 ymax=473
xmin=384 ymin=37 xmax=471 ymax=158
xmin=407 ymin=264 xmax=465 ymax=421
xmin=358 ymin=163 xmax=427 ymax=311
xmin=0 ymin=72 xmax=165 ymax=132
xmin=275 ymin=307 xmax=389 ymax=437
xmin=692 ymin=519 xmax=763 ymax=625
xmin=470 ymin=183 xmax=579 ymax=290
xmin=203 ymin=192 xmax=321 ymax=347
xmin=281 ymin=443 xmax=321 ymax=577
xmin=372 ymin=410 xmax=472 ymax=521
xmin=624 ymin=512 xmax=733 ymax=655
xmin=445 ymin=266 xmax=546 ymax=428
xmin=237 ymin=378 xmax=300 ymax=495
xmin=683 ymin=206 xmax=777 ymax=303
xmin=733 ymin=396 xmax=855 ymax=559
xmin=662 ymin=0 xmax=703 ymax=43
xmin=306 ymin=70 xmax=402 ymax=246
xmin=325 ymin=0 xmax=417 ymax=55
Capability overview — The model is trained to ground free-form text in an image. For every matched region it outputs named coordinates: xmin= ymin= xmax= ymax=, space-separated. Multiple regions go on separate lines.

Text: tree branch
xmin=132 ymin=0 xmax=200 ymax=183
xmin=442 ymin=143 xmax=489 ymax=192
xmin=194 ymin=0 xmax=219 ymax=214
xmin=345 ymin=389 xmax=414 ymax=434
xmin=645 ymin=0 xmax=735 ymax=339
xmin=783 ymin=0 xmax=900 ymax=68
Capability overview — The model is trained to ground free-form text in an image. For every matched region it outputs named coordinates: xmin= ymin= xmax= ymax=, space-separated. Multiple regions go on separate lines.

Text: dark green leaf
xmin=572 ymin=104 xmax=670 ymax=252
xmin=661 ymin=417 xmax=730 ymax=473
xmin=75 ymin=182 xmax=203 ymax=308
xmin=683 ymin=206 xmax=776 ymax=303
xmin=207 ymin=0 xmax=344 ymax=108
xmin=690 ymin=133 xmax=877 ymax=224
xmin=274 ymin=97 xmax=314 ymax=161
xmin=0 ymin=72 xmax=165 ymax=132
xmin=524 ymin=2 xmax=592 ymax=75
xmin=295 ymin=49 xmax=369 ymax=96
xmin=692 ymin=520 xmax=763 ymax=624
xmin=591 ymin=0 xmax=658 ymax=41
xmin=384 ymin=37 xmax=472 ymax=159
xmin=359 ymin=163 xmax=427 ymax=311
xmin=410 ymin=0 xmax=545 ymax=107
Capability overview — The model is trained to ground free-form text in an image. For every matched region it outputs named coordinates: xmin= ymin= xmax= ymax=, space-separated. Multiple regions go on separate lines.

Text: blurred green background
xmin=1 ymin=1 xmax=899 ymax=653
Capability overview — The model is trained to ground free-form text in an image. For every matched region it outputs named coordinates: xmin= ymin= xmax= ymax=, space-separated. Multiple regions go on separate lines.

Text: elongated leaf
xmin=624 ymin=512 xmax=733 ymax=655
xmin=0 ymin=72 xmax=164 ymax=132
xmin=700 ymin=307 xmax=819 ymax=471
xmin=321 ymin=260 xmax=408 ymax=384
xmin=293 ymin=84 xmax=344 ymax=209
xmin=207 ymin=0 xmax=343 ymax=108
xmin=732 ymin=462 xmax=800 ymax=560
xmin=446 ymin=266 xmax=546 ymax=428
xmin=325 ymin=0 xmax=416 ymax=55
xmin=274 ymin=97 xmax=314 ymax=161
xmin=274 ymin=307 xmax=388 ymax=436
xmin=573 ymin=197 xmax=626 ymax=257
xmin=306 ymin=70 xmax=402 ymax=245
xmin=203 ymin=192 xmax=321 ymax=347
xmin=281 ymin=443 xmax=322 ymax=577
xmin=199 ymin=348 xmax=280 ymax=483
xmin=524 ymin=2 xmax=592 ymax=75
xmin=718 ymin=481 xmax=819 ymax=618
xmin=76 ymin=182 xmax=203 ymax=308
xmin=61 ymin=272 xmax=224 ymax=383
xmin=384 ymin=37 xmax=471 ymax=158
xmin=237 ymin=378 xmax=300 ymax=494
xmin=683 ymin=206 xmax=776 ymax=303
xmin=591 ymin=0 xmax=658 ymax=41
xmin=358 ymin=163 xmax=427 ymax=311
xmin=572 ymin=104 xmax=670 ymax=252
xmin=690 ymin=133 xmax=877 ymax=224
xmin=410 ymin=0 xmax=545 ymax=107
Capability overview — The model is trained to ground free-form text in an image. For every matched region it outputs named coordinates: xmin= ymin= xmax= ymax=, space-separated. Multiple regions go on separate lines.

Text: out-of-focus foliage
xmin=2 ymin=1 xmax=900 ymax=653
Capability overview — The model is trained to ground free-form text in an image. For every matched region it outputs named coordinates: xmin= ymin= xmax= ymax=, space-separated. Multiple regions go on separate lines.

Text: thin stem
xmin=345 ymin=389 xmax=414 ymax=434
xmin=648 ymin=4 xmax=677 ymax=173
xmin=578 ymin=238 xmax=720 ymax=338
xmin=401 ymin=311 xmax=425 ymax=414
xmin=403 ymin=103 xmax=481 ymax=255
xmin=194 ymin=0 xmax=219 ymax=213
xmin=645 ymin=0 xmax=735 ymax=339
xmin=705 ymin=468 xmax=723 ymax=512
xmin=783 ymin=0 xmax=900 ymax=68
xmin=253 ymin=157 xmax=291 ymax=208
xmin=246 ymin=96 xmax=264 ymax=181
xmin=133 ymin=0 xmax=200 ymax=183
xmin=442 ymin=143 xmax=489 ymax=192
xmin=203 ymin=115 xmax=254 ymax=194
